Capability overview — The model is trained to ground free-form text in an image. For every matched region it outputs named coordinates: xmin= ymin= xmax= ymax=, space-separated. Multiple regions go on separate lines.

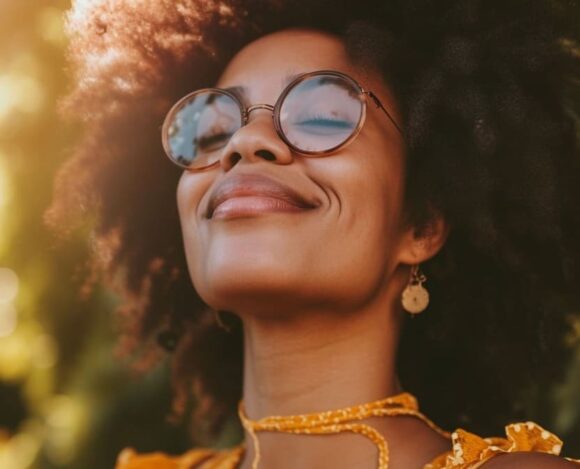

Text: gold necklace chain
xmin=237 ymin=392 xmax=452 ymax=469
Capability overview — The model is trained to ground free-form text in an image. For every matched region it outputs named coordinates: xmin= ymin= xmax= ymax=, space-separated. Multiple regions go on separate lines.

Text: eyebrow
xmin=221 ymin=71 xmax=303 ymax=102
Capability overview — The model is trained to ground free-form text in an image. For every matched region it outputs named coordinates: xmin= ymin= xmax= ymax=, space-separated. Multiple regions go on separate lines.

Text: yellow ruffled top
xmin=425 ymin=420 xmax=580 ymax=468
xmin=116 ymin=419 xmax=580 ymax=468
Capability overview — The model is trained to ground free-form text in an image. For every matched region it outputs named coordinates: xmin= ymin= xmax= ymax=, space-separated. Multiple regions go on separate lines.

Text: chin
xmin=193 ymin=267 xmax=314 ymax=317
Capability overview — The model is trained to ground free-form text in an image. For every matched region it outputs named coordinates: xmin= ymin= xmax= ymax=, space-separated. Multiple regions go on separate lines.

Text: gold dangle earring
xmin=401 ymin=263 xmax=429 ymax=316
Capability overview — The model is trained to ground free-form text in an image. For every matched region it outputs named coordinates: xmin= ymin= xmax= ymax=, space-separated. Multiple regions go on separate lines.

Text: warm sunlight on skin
xmin=176 ymin=28 xmax=451 ymax=469
xmin=177 ymin=29 xmax=417 ymax=319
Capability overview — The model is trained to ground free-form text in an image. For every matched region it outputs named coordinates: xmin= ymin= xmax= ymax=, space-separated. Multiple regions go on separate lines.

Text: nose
xmin=218 ymin=105 xmax=294 ymax=171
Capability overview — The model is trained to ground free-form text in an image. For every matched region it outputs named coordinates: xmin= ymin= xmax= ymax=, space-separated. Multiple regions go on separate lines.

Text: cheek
xmin=176 ymin=172 xmax=212 ymax=285
xmin=176 ymin=173 xmax=198 ymax=233
xmin=302 ymin=148 xmax=404 ymax=305
xmin=315 ymin=122 xmax=404 ymax=243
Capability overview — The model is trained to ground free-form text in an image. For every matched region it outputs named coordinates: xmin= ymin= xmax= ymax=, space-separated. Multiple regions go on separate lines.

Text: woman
xmin=45 ymin=0 xmax=580 ymax=467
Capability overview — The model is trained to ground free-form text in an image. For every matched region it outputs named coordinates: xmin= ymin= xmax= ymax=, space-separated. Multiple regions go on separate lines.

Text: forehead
xmin=215 ymin=28 xmax=370 ymax=99
xmin=214 ymin=27 xmax=401 ymax=125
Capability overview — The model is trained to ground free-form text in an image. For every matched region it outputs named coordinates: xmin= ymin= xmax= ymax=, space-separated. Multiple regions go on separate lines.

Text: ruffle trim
xmin=115 ymin=446 xmax=236 ymax=469
xmin=115 ymin=444 xmax=246 ymax=469
xmin=116 ymin=421 xmax=580 ymax=469
xmin=424 ymin=421 xmax=580 ymax=468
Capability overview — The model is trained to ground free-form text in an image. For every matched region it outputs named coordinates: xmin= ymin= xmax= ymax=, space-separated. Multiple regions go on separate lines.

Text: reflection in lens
xmin=166 ymin=91 xmax=241 ymax=167
xmin=279 ymin=75 xmax=363 ymax=153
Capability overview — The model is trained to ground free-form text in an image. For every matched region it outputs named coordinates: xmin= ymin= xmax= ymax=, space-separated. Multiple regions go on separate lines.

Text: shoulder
xmin=115 ymin=444 xmax=245 ymax=469
xmin=425 ymin=421 xmax=580 ymax=469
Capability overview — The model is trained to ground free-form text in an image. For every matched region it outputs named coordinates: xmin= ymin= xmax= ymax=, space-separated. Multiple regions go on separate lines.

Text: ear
xmin=395 ymin=211 xmax=451 ymax=266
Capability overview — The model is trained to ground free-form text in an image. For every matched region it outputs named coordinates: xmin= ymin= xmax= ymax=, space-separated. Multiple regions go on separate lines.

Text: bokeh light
xmin=43 ymin=394 xmax=89 ymax=466
xmin=0 ymin=333 xmax=31 ymax=382
xmin=32 ymin=334 xmax=58 ymax=369
xmin=37 ymin=7 xmax=66 ymax=45
xmin=0 ymin=53 xmax=45 ymax=125
xmin=0 ymin=430 xmax=40 ymax=469
xmin=0 ymin=268 xmax=19 ymax=303
xmin=0 ymin=157 xmax=12 ymax=249
xmin=0 ymin=303 xmax=17 ymax=338
xmin=0 ymin=2 xmax=197 ymax=468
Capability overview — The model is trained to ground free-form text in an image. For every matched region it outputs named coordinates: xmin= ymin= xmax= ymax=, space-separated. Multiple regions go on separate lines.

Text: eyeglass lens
xmin=164 ymin=73 xmax=364 ymax=169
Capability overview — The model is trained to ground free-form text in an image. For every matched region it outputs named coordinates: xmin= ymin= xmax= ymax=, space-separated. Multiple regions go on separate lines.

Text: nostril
xmin=255 ymin=149 xmax=276 ymax=161
xmin=227 ymin=153 xmax=242 ymax=168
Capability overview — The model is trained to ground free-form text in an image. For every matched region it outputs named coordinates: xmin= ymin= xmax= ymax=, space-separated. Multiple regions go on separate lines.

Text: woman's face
xmin=177 ymin=28 xmax=409 ymax=317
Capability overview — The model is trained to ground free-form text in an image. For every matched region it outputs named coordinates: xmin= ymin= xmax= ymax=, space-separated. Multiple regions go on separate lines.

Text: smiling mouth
xmin=205 ymin=172 xmax=321 ymax=219
xmin=211 ymin=195 xmax=317 ymax=220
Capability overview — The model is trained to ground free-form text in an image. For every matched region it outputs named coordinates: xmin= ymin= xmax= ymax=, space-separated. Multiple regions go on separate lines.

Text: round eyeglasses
xmin=161 ymin=69 xmax=403 ymax=170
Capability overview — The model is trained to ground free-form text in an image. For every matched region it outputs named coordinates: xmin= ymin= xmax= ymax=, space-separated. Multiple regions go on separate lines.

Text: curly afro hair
xmin=44 ymin=0 xmax=580 ymax=450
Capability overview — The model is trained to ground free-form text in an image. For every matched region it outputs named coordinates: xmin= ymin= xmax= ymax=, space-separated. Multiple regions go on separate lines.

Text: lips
xmin=206 ymin=173 xmax=319 ymax=219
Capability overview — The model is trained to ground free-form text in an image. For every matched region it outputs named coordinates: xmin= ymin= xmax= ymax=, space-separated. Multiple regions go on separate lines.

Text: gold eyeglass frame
xmin=161 ymin=69 xmax=403 ymax=171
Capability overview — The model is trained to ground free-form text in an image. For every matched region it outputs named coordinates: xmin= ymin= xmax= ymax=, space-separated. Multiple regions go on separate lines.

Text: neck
xmin=240 ymin=264 xmax=410 ymax=421
xmin=241 ymin=304 xmax=403 ymax=420
xmin=236 ymin=269 xmax=430 ymax=469
xmin=234 ymin=267 xmax=452 ymax=469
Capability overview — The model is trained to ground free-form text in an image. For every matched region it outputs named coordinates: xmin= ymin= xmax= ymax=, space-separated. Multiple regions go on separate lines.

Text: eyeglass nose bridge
xmin=243 ymin=103 xmax=276 ymax=121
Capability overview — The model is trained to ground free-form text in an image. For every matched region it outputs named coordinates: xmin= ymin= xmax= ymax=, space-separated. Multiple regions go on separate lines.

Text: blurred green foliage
xmin=0 ymin=1 xmax=196 ymax=468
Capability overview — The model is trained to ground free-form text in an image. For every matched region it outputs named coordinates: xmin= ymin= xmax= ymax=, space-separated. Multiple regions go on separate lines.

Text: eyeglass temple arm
xmin=365 ymin=91 xmax=404 ymax=136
